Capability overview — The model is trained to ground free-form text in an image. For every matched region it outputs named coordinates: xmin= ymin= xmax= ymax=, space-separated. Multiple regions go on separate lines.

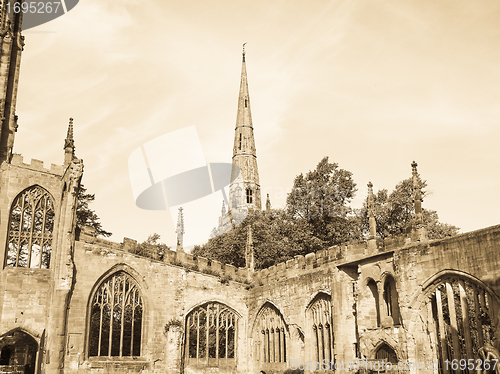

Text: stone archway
xmin=0 ymin=330 xmax=38 ymax=374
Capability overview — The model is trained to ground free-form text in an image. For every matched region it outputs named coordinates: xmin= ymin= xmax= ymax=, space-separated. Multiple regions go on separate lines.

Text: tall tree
xmin=192 ymin=209 xmax=324 ymax=270
xmin=76 ymin=184 xmax=112 ymax=237
xmin=286 ymin=157 xmax=361 ymax=246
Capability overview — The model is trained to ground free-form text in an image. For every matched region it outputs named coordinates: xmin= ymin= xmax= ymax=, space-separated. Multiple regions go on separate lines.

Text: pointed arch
xmin=305 ymin=290 xmax=331 ymax=310
xmin=0 ymin=328 xmax=39 ymax=373
xmin=184 ymin=301 xmax=240 ymax=368
xmin=412 ymin=271 xmax=500 ymax=372
xmin=253 ymin=302 xmax=289 ymax=369
xmin=185 ymin=299 xmax=242 ymax=319
xmin=306 ymin=292 xmax=333 ymax=368
xmin=4 ymin=185 xmax=55 ymax=269
xmin=372 ymin=341 xmax=399 ymax=363
xmin=86 ymin=268 xmax=145 ymax=358
xmin=365 ymin=277 xmax=381 ymax=328
xmin=381 ymin=273 xmax=400 ymax=326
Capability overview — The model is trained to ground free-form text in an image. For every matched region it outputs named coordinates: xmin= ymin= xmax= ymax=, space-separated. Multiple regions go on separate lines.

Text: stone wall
xmin=0 ymin=156 xmax=499 ymax=374
xmin=63 ymin=235 xmax=249 ymax=374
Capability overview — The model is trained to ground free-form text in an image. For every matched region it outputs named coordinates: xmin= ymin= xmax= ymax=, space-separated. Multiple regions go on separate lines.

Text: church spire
xmin=64 ymin=118 xmax=76 ymax=165
xmin=229 ymin=45 xmax=261 ymax=211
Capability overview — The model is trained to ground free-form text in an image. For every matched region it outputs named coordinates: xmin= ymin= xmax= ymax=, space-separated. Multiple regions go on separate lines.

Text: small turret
xmin=411 ymin=161 xmax=428 ymax=241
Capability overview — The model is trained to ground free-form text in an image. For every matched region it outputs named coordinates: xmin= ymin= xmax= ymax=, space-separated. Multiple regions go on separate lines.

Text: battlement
xmin=10 ymin=154 xmax=65 ymax=175
xmin=253 ymin=241 xmax=377 ymax=283
xmin=77 ymin=223 xmax=500 ymax=288
xmin=77 ymin=226 xmax=250 ymax=284
xmin=252 ymin=229 xmax=434 ymax=283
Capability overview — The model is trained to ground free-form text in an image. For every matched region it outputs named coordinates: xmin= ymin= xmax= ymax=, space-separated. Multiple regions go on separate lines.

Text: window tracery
xmin=185 ymin=302 xmax=238 ymax=367
xmin=5 ymin=186 xmax=54 ymax=269
xmin=255 ymin=304 xmax=287 ymax=365
xmin=88 ymin=272 xmax=143 ymax=357
xmin=308 ymin=293 xmax=333 ymax=366
xmin=426 ymin=276 xmax=499 ymax=374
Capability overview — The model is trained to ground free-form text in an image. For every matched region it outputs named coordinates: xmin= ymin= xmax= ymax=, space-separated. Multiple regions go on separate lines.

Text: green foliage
xmin=164 ymin=318 xmax=183 ymax=333
xmin=358 ymin=177 xmax=459 ymax=239
xmin=76 ymin=184 xmax=112 ymax=237
xmin=193 ymin=208 xmax=325 ymax=270
xmin=286 ymin=157 xmax=361 ymax=246
xmin=129 ymin=233 xmax=170 ymax=261
xmin=195 ymin=157 xmax=460 ymax=269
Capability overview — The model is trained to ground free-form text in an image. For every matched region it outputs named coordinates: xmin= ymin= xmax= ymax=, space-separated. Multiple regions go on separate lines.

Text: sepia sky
xmin=15 ymin=0 xmax=500 ymax=248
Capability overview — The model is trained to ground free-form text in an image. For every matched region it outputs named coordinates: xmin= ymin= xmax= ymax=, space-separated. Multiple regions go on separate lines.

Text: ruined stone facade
xmin=0 ymin=5 xmax=499 ymax=374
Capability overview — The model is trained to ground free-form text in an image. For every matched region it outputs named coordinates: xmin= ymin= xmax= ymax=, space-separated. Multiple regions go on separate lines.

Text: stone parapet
xmin=10 ymin=154 xmax=64 ymax=175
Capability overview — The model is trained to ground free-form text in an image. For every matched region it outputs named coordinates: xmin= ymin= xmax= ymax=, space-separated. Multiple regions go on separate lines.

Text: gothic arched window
xmin=88 ymin=272 xmax=143 ymax=357
xmin=185 ymin=302 xmax=239 ymax=368
xmin=375 ymin=343 xmax=398 ymax=363
xmin=255 ymin=304 xmax=288 ymax=367
xmin=5 ymin=186 xmax=54 ymax=269
xmin=426 ymin=276 xmax=500 ymax=374
xmin=307 ymin=293 xmax=333 ymax=367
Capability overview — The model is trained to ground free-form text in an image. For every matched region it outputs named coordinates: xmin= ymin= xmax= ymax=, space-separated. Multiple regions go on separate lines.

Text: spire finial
xmin=242 ymin=42 xmax=246 ymax=61
xmin=64 ymin=117 xmax=76 ymax=165
xmin=245 ymin=225 xmax=254 ymax=276
xmin=65 ymin=117 xmax=74 ymax=146
xmin=367 ymin=182 xmax=376 ymax=240
xmin=411 ymin=160 xmax=418 ymax=177
xmin=411 ymin=161 xmax=424 ymax=225
xmin=176 ymin=207 xmax=185 ymax=251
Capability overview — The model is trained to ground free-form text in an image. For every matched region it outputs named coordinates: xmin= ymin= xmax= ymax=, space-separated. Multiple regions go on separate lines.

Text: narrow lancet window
xmin=246 ymin=189 xmax=253 ymax=204
xmin=382 ymin=275 xmax=400 ymax=325
xmin=239 ymin=133 xmax=242 ymax=150
xmin=5 ymin=186 xmax=54 ymax=269
xmin=88 ymin=272 xmax=143 ymax=357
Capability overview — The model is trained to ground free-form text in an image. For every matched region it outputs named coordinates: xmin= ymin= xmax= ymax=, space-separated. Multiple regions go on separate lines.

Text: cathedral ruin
xmin=0 ymin=4 xmax=499 ymax=374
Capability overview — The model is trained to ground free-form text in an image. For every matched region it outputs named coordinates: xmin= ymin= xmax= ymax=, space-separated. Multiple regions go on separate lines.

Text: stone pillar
xmin=165 ymin=325 xmax=184 ymax=374
xmin=45 ymin=161 xmax=82 ymax=374
xmin=367 ymin=182 xmax=377 ymax=252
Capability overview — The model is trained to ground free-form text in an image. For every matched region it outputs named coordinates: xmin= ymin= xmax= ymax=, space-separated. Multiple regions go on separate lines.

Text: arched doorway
xmin=0 ymin=330 xmax=38 ymax=374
